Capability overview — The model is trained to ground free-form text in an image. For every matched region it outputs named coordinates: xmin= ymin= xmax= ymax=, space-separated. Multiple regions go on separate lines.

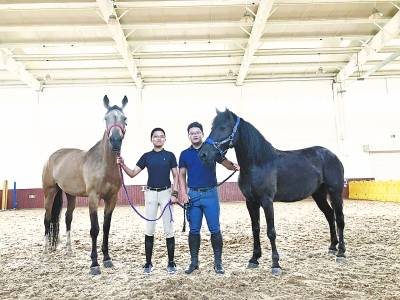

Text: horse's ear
xmin=122 ymin=95 xmax=128 ymax=108
xmin=103 ymin=95 xmax=110 ymax=109
xmin=216 ymin=108 xmax=221 ymax=114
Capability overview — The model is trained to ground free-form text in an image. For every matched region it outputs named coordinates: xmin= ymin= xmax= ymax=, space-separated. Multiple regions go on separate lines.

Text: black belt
xmin=190 ymin=186 xmax=213 ymax=192
xmin=147 ymin=186 xmax=170 ymax=191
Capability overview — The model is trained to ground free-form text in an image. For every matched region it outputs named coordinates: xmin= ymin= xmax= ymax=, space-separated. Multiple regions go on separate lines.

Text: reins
xmin=118 ymin=161 xmax=236 ymax=232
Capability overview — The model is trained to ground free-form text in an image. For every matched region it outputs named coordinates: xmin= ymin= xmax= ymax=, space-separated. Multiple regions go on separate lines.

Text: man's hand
xmin=170 ymin=195 xmax=179 ymax=203
xmin=231 ymin=162 xmax=240 ymax=171
xmin=181 ymin=194 xmax=189 ymax=204
xmin=117 ymin=157 xmax=124 ymax=165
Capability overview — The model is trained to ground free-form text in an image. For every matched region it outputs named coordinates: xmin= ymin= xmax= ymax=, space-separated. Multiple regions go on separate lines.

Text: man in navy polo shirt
xmin=117 ymin=128 xmax=179 ymax=275
xmin=179 ymin=121 xmax=239 ymax=274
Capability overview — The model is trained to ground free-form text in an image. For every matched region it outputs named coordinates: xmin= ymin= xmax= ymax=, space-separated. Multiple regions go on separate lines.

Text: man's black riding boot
xmin=166 ymin=237 xmax=177 ymax=274
xmin=211 ymin=231 xmax=225 ymax=274
xmin=185 ymin=233 xmax=200 ymax=274
xmin=144 ymin=235 xmax=154 ymax=274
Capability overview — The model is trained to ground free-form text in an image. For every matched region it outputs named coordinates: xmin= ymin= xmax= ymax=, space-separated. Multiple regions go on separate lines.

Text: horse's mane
xmin=86 ymin=132 xmax=107 ymax=156
xmin=230 ymin=111 xmax=276 ymax=164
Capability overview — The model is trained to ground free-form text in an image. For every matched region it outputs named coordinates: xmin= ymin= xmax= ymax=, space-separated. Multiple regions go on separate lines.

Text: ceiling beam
xmin=17 ymin=46 xmax=396 ymax=61
xmin=236 ymin=0 xmax=274 ymax=85
xmin=0 ymin=18 xmax=390 ymax=32
xmin=30 ymin=59 xmax=384 ymax=71
xmin=0 ymin=48 xmax=41 ymax=90
xmin=0 ymin=0 xmax=395 ymax=10
xmin=336 ymin=9 xmax=400 ymax=82
xmin=361 ymin=51 xmax=400 ymax=79
xmin=95 ymin=0 xmax=143 ymax=88
xmin=0 ymin=34 xmax=374 ymax=48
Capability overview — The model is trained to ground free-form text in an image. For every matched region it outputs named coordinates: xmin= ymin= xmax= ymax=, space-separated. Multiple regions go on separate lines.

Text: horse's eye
xmin=220 ymin=126 xmax=226 ymax=131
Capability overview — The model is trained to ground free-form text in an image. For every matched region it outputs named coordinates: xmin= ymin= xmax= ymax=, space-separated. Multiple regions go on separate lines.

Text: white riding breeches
xmin=144 ymin=188 xmax=174 ymax=238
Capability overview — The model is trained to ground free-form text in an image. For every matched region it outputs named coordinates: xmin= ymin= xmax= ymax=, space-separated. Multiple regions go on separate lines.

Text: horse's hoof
xmin=328 ymin=249 xmax=337 ymax=255
xmin=89 ymin=266 xmax=101 ymax=275
xmin=271 ymin=267 xmax=282 ymax=276
xmin=247 ymin=262 xmax=259 ymax=269
xmin=335 ymin=255 xmax=346 ymax=263
xmin=103 ymin=259 xmax=114 ymax=268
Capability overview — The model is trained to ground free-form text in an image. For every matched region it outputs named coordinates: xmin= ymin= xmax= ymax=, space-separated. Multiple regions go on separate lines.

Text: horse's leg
xmin=328 ymin=190 xmax=346 ymax=259
xmin=88 ymin=194 xmax=101 ymax=275
xmin=43 ymin=186 xmax=59 ymax=252
xmin=260 ymin=197 xmax=281 ymax=276
xmin=245 ymin=199 xmax=262 ymax=268
xmin=102 ymin=196 xmax=116 ymax=268
xmin=65 ymin=193 xmax=76 ymax=254
xmin=312 ymin=185 xmax=338 ymax=254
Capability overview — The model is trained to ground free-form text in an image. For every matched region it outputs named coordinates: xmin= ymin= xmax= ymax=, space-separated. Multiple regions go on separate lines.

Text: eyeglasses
xmin=189 ymin=131 xmax=202 ymax=136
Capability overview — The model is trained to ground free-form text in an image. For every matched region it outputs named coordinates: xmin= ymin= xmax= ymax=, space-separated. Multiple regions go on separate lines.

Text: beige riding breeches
xmin=144 ymin=188 xmax=174 ymax=238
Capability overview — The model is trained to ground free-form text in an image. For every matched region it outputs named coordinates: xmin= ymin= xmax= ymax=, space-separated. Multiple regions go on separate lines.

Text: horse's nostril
xmin=200 ymin=153 xmax=207 ymax=159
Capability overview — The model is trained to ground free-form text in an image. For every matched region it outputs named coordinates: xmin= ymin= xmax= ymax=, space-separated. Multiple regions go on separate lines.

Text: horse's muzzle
xmin=109 ymin=134 xmax=123 ymax=153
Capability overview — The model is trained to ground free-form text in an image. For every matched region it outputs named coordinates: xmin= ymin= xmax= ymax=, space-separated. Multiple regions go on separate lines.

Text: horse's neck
xmin=98 ymin=132 xmax=119 ymax=173
xmin=234 ymin=121 xmax=276 ymax=170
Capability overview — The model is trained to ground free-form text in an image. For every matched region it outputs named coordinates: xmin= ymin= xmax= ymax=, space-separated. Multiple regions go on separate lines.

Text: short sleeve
xmin=136 ymin=153 xmax=147 ymax=170
xmin=169 ymin=152 xmax=178 ymax=168
xmin=178 ymin=151 xmax=187 ymax=169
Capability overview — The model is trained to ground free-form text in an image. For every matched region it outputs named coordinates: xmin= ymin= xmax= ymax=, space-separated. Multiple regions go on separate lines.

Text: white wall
xmin=341 ymin=78 xmax=400 ymax=179
xmin=0 ymin=78 xmax=397 ymax=188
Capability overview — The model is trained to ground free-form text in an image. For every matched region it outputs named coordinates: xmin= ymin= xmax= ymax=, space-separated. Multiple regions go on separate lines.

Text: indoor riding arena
xmin=1 ymin=1 xmax=400 ymax=299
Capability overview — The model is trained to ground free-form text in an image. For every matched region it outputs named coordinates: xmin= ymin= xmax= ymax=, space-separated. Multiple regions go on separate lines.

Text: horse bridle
xmin=204 ymin=116 xmax=241 ymax=156
xmin=107 ymin=123 xmax=126 ymax=138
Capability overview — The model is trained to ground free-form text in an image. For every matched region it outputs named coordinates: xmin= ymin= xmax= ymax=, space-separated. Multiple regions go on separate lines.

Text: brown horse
xmin=42 ymin=95 xmax=128 ymax=275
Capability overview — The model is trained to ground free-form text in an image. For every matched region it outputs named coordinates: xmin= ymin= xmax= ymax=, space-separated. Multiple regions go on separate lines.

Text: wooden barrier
xmin=349 ymin=180 xmax=400 ymax=202
xmin=1 ymin=180 xmax=8 ymax=210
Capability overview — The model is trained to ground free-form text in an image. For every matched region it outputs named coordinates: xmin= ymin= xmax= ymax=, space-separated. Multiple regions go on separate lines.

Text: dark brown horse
xmin=199 ymin=109 xmax=346 ymax=276
xmin=42 ymin=95 xmax=128 ymax=275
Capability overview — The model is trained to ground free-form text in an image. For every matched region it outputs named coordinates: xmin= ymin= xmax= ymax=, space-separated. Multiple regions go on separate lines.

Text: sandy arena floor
xmin=0 ymin=199 xmax=399 ymax=300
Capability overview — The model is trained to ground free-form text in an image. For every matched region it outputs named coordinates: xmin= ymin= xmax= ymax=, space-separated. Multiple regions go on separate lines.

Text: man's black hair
xmin=187 ymin=122 xmax=203 ymax=133
xmin=151 ymin=127 xmax=166 ymax=138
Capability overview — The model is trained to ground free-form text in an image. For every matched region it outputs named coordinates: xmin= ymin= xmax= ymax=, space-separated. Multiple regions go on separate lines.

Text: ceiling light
xmin=316 ymin=67 xmax=324 ymax=75
xmin=368 ymin=8 xmax=384 ymax=20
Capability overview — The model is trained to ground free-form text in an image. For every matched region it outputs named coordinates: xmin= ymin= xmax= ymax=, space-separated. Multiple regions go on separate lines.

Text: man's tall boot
xmin=211 ymin=231 xmax=225 ymax=274
xmin=143 ymin=235 xmax=154 ymax=274
xmin=185 ymin=233 xmax=200 ymax=274
xmin=166 ymin=237 xmax=176 ymax=274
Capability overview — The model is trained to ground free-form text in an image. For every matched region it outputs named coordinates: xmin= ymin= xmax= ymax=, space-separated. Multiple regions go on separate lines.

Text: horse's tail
xmin=322 ymin=148 xmax=344 ymax=193
xmin=50 ymin=188 xmax=63 ymax=249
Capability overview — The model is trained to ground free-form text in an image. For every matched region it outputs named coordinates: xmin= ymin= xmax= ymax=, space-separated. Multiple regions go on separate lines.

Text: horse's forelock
xmin=107 ymin=105 xmax=123 ymax=113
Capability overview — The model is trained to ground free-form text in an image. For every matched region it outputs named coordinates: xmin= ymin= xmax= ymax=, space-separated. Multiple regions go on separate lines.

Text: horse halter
xmin=107 ymin=123 xmax=126 ymax=138
xmin=205 ymin=116 xmax=241 ymax=156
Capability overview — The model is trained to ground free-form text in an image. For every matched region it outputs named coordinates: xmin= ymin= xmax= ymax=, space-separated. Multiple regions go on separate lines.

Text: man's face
xmin=151 ymin=130 xmax=166 ymax=147
xmin=188 ymin=127 xmax=204 ymax=144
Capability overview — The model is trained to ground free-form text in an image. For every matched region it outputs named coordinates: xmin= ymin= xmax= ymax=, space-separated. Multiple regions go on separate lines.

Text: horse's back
xmin=273 ymin=146 xmax=343 ymax=201
xmin=42 ymin=148 xmax=87 ymax=195
xmin=293 ymin=146 xmax=344 ymax=190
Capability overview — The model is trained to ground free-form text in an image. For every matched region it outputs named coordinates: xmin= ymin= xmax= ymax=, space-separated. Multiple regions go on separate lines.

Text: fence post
xmin=2 ymin=180 xmax=8 ymax=210
xmin=13 ymin=182 xmax=17 ymax=209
